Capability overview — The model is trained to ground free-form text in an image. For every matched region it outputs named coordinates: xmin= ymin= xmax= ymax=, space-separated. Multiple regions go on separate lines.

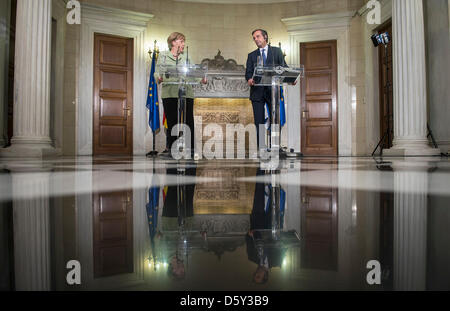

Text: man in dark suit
xmin=245 ymin=29 xmax=287 ymax=149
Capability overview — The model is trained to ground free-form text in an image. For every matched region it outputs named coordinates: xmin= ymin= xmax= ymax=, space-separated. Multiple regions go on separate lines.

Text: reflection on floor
xmin=0 ymin=156 xmax=449 ymax=291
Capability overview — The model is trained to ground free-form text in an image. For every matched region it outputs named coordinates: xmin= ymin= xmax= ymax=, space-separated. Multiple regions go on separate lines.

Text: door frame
xmin=77 ymin=4 xmax=153 ymax=156
xmin=282 ymin=11 xmax=353 ymax=156
xmin=300 ymin=40 xmax=338 ymax=156
xmin=93 ymin=33 xmax=134 ymax=156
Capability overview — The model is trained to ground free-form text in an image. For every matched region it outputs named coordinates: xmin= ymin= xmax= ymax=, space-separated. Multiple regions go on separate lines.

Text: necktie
xmin=261 ymin=49 xmax=267 ymax=65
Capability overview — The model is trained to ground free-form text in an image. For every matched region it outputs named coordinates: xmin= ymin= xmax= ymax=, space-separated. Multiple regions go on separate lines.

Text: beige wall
xmin=63 ymin=23 xmax=80 ymax=156
xmin=350 ymin=15 xmax=366 ymax=155
xmin=425 ymin=0 xmax=450 ymax=154
xmin=80 ymin=0 xmax=364 ymax=65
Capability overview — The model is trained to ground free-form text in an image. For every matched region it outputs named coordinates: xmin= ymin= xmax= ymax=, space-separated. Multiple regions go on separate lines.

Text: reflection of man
xmin=246 ymin=170 xmax=285 ymax=284
xmin=162 ymin=167 xmax=197 ymax=280
xmin=245 ymin=29 xmax=287 ymax=148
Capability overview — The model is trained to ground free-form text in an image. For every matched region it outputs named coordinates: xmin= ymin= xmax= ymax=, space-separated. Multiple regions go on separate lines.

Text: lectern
xmin=252 ymin=64 xmax=304 ymax=159
xmin=158 ymin=63 xmax=208 ymax=160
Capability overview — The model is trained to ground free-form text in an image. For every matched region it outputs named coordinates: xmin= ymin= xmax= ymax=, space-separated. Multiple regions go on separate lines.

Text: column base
xmin=0 ymin=144 xmax=58 ymax=158
xmin=383 ymin=146 xmax=441 ymax=157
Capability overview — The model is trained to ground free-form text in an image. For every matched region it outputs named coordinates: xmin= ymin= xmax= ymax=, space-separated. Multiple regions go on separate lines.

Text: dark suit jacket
xmin=245 ymin=46 xmax=287 ymax=102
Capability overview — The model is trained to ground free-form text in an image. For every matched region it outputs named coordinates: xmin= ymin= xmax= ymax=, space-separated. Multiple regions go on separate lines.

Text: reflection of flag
xmin=264 ymin=103 xmax=270 ymax=130
xmin=162 ymin=186 xmax=168 ymax=202
xmin=146 ymin=53 xmax=160 ymax=133
xmin=280 ymin=188 xmax=286 ymax=229
xmin=146 ymin=186 xmax=160 ymax=241
xmin=264 ymin=86 xmax=286 ymax=130
xmin=264 ymin=185 xmax=271 ymax=213
xmin=280 ymin=86 xmax=286 ymax=128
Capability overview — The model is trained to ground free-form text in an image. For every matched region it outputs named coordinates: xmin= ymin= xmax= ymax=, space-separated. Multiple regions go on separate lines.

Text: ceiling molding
xmin=281 ymin=11 xmax=355 ymax=32
xmin=81 ymin=3 xmax=154 ymax=28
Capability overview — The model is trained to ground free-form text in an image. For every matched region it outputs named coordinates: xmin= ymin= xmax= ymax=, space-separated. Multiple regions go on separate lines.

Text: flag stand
xmin=146 ymin=135 xmax=158 ymax=157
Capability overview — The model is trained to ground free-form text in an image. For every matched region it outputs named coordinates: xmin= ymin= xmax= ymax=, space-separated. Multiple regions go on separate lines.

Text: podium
xmin=158 ymin=62 xmax=208 ymax=160
xmin=252 ymin=64 xmax=304 ymax=159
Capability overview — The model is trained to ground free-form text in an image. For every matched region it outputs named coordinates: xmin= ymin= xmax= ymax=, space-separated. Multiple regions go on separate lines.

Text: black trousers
xmin=251 ymin=88 xmax=272 ymax=148
xmin=162 ymin=97 xmax=195 ymax=151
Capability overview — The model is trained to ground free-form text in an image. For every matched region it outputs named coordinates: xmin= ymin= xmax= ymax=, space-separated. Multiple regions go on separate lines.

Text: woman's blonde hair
xmin=167 ymin=32 xmax=186 ymax=49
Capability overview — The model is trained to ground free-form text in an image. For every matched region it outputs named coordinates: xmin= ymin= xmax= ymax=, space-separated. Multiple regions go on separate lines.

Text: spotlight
xmin=371 ymin=32 xmax=390 ymax=47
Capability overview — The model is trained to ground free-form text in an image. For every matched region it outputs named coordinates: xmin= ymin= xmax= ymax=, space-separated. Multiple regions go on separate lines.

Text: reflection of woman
xmin=154 ymin=32 xmax=205 ymax=155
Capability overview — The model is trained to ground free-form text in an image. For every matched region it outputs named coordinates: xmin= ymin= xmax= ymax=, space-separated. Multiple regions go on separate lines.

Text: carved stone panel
xmin=194 ymin=98 xmax=256 ymax=157
xmin=193 ymin=50 xmax=250 ymax=98
xmin=193 ymin=165 xmax=257 ymax=215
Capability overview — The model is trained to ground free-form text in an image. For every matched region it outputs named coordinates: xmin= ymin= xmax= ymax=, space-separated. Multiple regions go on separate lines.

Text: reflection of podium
xmin=252 ymin=64 xmax=304 ymax=158
xmin=158 ymin=63 xmax=208 ymax=159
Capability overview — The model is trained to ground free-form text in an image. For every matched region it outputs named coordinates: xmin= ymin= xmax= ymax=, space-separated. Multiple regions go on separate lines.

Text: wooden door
xmin=93 ymin=34 xmax=133 ymax=155
xmin=301 ymin=186 xmax=338 ymax=270
xmin=93 ymin=188 xmax=134 ymax=278
xmin=378 ymin=22 xmax=393 ymax=149
xmin=301 ymin=41 xmax=338 ymax=156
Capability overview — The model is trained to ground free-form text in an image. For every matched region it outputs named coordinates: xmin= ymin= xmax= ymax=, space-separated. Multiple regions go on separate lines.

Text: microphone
xmin=186 ymin=46 xmax=189 ymax=66
xmin=269 ymin=43 xmax=275 ymax=66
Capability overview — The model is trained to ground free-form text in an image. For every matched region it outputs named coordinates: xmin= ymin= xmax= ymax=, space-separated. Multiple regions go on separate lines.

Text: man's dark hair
xmin=252 ymin=29 xmax=269 ymax=42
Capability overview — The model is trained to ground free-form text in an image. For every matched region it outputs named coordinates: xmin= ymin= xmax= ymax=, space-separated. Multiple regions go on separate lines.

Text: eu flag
xmin=146 ymin=53 xmax=160 ymax=133
xmin=280 ymin=188 xmax=286 ymax=229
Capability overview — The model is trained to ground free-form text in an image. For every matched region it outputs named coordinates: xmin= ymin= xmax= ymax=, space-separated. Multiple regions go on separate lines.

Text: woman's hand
xmin=158 ymin=77 xmax=163 ymax=84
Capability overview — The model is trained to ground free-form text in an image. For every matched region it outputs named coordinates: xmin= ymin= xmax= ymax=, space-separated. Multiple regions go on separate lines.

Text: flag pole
xmin=147 ymin=41 xmax=160 ymax=158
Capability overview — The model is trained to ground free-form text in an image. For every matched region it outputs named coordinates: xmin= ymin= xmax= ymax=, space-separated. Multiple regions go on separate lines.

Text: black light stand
xmin=372 ymin=33 xmax=392 ymax=157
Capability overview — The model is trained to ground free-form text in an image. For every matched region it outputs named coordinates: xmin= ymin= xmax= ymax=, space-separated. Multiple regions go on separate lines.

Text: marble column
xmin=13 ymin=172 xmax=51 ymax=291
xmin=384 ymin=0 xmax=440 ymax=156
xmin=393 ymin=168 xmax=427 ymax=291
xmin=0 ymin=0 xmax=55 ymax=157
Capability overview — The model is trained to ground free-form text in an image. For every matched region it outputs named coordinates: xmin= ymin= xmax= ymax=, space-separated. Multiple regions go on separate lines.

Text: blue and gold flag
xmin=146 ymin=52 xmax=160 ymax=133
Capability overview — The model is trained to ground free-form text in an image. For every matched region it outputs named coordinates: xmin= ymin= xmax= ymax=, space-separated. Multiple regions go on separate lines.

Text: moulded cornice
xmin=281 ymin=11 xmax=355 ymax=32
xmin=81 ymin=3 xmax=154 ymax=28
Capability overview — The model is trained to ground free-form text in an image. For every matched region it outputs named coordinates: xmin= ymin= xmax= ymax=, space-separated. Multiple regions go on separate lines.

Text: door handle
xmin=123 ymin=107 xmax=131 ymax=117
xmin=302 ymin=110 xmax=309 ymax=119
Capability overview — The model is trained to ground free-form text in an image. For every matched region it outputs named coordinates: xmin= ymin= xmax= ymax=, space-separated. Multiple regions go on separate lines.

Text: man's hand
xmin=201 ymin=77 xmax=207 ymax=84
xmin=158 ymin=77 xmax=163 ymax=84
xmin=248 ymin=79 xmax=255 ymax=86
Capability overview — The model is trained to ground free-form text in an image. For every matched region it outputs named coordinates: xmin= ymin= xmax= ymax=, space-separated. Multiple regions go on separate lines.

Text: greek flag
xmin=264 ymin=86 xmax=287 ymax=130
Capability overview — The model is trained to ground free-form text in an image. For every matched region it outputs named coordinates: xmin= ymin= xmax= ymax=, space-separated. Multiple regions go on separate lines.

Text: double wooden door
xmin=300 ymin=41 xmax=338 ymax=156
xmin=93 ymin=34 xmax=134 ymax=155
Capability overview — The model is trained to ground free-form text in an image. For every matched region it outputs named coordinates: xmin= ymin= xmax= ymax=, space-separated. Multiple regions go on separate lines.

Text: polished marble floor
xmin=0 ymin=156 xmax=449 ymax=291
